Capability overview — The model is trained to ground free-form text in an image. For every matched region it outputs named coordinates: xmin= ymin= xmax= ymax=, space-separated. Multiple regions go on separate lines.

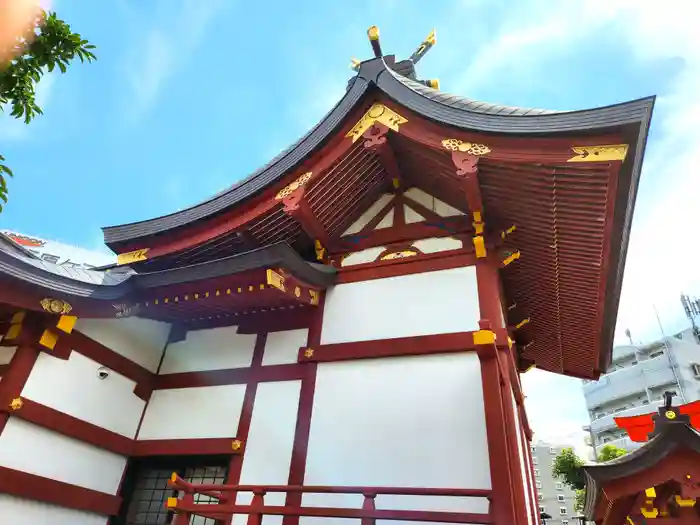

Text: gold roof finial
xmin=367 ymin=26 xmax=380 ymax=41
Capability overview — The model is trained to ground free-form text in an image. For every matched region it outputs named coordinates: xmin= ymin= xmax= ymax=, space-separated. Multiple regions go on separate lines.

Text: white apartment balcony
xmin=589 ymin=400 xmax=663 ymax=434
xmin=595 ymin=435 xmax=640 ymax=454
xmin=583 ymin=355 xmax=676 ymax=408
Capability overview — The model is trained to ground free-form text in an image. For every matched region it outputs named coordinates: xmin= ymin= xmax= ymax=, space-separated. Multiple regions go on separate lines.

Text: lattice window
xmin=118 ymin=458 xmax=228 ymax=525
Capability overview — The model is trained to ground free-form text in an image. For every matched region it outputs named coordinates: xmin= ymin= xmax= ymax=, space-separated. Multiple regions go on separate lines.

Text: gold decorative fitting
xmin=441 ymin=139 xmax=491 ymax=156
xmin=309 ymin=290 xmax=320 ymax=306
xmin=9 ymin=398 xmax=23 ymax=411
xmin=426 ymin=29 xmax=437 ymax=45
xmin=380 ymin=250 xmax=418 ymax=260
xmin=515 ymin=318 xmax=530 ymax=329
xmin=117 ymin=248 xmax=149 ymax=266
xmin=674 ymin=495 xmax=696 ymax=508
xmin=266 ymin=269 xmax=286 ymax=292
xmin=166 ymin=497 xmax=178 ymax=509
xmin=665 ymin=410 xmax=677 ymax=419
xmin=40 ymin=298 xmax=72 ymax=315
xmin=5 ymin=323 xmax=22 ymax=340
xmin=502 ymin=250 xmax=521 ymax=266
xmin=275 ymin=171 xmax=313 ymax=200
xmin=56 ymin=315 xmax=77 ymax=334
xmin=392 ymin=177 xmax=400 ymax=189
xmin=367 ymin=25 xmax=379 ymax=41
xmin=304 ymin=348 xmax=314 ymax=358
xmin=524 ymin=363 xmax=537 ymax=373
xmin=294 ymin=286 xmax=301 ymax=298
xmin=473 ymin=330 xmax=496 ymax=345
xmin=248 ymin=286 xmax=254 ymax=292
xmin=473 ymin=236 xmax=487 ymax=258
xmin=427 ymin=79 xmax=440 ymax=90
xmin=10 ymin=311 xmax=25 ymax=324
xmin=231 ymin=439 xmax=243 ymax=451
xmin=346 ymin=103 xmax=408 ymax=143
xmin=350 ymin=57 xmax=361 ymax=71
xmin=39 ymin=329 xmax=58 ymax=350
xmin=567 ymin=144 xmax=628 ymax=163
xmin=501 ymin=225 xmax=516 ymax=239
xmin=314 ymin=240 xmax=325 ymax=261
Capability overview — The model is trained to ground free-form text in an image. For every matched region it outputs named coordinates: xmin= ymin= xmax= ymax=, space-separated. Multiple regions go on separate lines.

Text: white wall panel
xmin=343 ymin=194 xmax=393 ymax=235
xmin=262 ymin=329 xmax=309 ymax=366
xmin=22 ymin=351 xmax=145 ymax=437
xmin=0 ymin=496 xmax=106 ymax=525
xmin=412 ymin=237 xmax=463 ymax=254
xmin=512 ymin=392 xmax=534 ymax=525
xmin=76 ymin=317 xmax=170 ymax=372
xmin=0 ymin=345 xmax=16 ymax=365
xmin=138 ymin=384 xmax=247 ymax=440
xmin=0 ymin=418 xmax=126 ymax=494
xmin=234 ymin=380 xmax=302 ymax=525
xmin=321 ymin=267 xmax=480 ymax=345
xmin=160 ymin=326 xmax=256 ymax=374
xmin=404 ymin=188 xmax=464 ymax=217
xmin=301 ymin=353 xmax=490 ymax=525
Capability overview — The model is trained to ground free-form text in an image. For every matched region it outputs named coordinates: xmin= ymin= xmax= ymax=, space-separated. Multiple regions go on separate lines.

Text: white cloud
xmin=121 ymin=0 xmax=226 ymax=120
xmin=449 ymin=0 xmax=700 ymax=445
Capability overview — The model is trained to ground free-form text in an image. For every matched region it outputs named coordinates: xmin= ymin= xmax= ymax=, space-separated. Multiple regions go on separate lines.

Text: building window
xmin=551 ymin=458 xmax=557 ymax=466
xmin=536 ymin=481 xmax=542 ymax=489
xmin=562 ymin=521 xmax=569 ymax=525
xmin=556 ymin=482 xmax=563 ymax=490
xmin=534 ymin=469 xmax=540 ymax=477
xmin=538 ymin=494 xmax=543 ymax=501
xmin=549 ymin=447 xmax=556 ymax=454
xmin=557 ymin=494 xmax=565 ymax=502
xmin=115 ymin=456 xmax=228 ymax=525
xmin=532 ymin=457 xmax=538 ymax=465
xmin=560 ymin=507 xmax=568 ymax=515
xmin=539 ymin=506 xmax=546 ymax=514
xmin=691 ymin=363 xmax=700 ymax=377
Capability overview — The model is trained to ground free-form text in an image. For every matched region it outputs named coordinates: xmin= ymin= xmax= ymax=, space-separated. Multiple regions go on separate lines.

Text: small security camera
xmin=97 ymin=367 xmax=110 ymax=380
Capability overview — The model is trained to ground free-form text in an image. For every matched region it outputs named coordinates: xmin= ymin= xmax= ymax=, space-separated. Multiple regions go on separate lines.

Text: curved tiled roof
xmin=102 ymin=57 xmax=654 ymax=245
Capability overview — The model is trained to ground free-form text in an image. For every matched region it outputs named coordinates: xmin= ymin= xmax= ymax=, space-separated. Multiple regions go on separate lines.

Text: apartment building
xmin=531 ymin=442 xmax=579 ymax=525
xmin=582 ymin=328 xmax=700 ymax=453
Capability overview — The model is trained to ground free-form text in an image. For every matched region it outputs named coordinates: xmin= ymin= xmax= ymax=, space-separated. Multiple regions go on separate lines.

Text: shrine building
xmin=0 ymin=27 xmax=654 ymax=525
xmin=583 ymin=392 xmax=700 ymax=524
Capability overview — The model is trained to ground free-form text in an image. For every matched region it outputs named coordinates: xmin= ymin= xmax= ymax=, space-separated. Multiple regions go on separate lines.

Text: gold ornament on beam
xmin=9 ymin=398 xmax=23 ymax=411
xmin=441 ymin=139 xmax=491 ymax=156
xmin=40 ymin=298 xmax=72 ymax=315
xmin=117 ymin=248 xmax=149 ymax=266
xmin=304 ymin=348 xmax=314 ymax=358
xmin=275 ymin=172 xmax=313 ymax=201
xmin=346 ymin=103 xmax=408 ymax=143
xmin=266 ymin=269 xmax=286 ymax=292
xmin=567 ymin=144 xmax=628 ymax=163
xmin=231 ymin=439 xmax=243 ymax=451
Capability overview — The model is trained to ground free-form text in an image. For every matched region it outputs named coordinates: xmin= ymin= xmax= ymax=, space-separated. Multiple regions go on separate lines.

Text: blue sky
xmin=1 ymin=0 xmax=699 ymax=448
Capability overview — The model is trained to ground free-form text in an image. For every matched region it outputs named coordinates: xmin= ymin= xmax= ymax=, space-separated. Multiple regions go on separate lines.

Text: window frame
xmin=559 ymin=506 xmax=568 ymax=515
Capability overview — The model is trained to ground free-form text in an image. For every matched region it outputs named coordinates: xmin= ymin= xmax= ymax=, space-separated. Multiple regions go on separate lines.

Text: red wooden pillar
xmin=0 ymin=344 xmax=39 ymax=435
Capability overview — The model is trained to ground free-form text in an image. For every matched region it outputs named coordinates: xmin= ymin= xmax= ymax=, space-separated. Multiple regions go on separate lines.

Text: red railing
xmin=166 ymin=474 xmax=493 ymax=525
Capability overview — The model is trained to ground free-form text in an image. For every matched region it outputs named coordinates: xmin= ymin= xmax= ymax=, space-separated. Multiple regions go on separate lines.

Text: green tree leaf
xmin=0 ymin=9 xmax=96 ymax=212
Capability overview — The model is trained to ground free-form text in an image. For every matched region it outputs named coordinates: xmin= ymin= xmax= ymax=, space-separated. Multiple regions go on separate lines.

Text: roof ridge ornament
xmin=349 ymin=26 xmax=440 ymax=90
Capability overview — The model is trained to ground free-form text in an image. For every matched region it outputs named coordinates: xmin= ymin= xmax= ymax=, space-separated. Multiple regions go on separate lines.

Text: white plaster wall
xmin=301 ymin=353 xmax=491 ymax=525
xmin=0 ymin=418 xmax=126 ymax=494
xmin=512 ymin=392 xmax=534 ymax=525
xmin=75 ymin=317 xmax=170 ymax=373
xmin=138 ymin=384 xmax=247 ymax=440
xmin=0 ymin=345 xmax=16 ymax=365
xmin=160 ymin=326 xmax=256 ymax=374
xmin=341 ymin=247 xmax=386 ymax=267
xmin=375 ymin=208 xmax=394 ymax=230
xmin=0 ymin=495 xmax=106 ymax=525
xmin=412 ymin=237 xmax=463 ymax=254
xmin=343 ymin=194 xmax=393 ymax=235
xmin=404 ymin=188 xmax=464 ymax=217
xmin=404 ymin=204 xmax=425 ymax=224
xmin=321 ymin=267 xmax=480 ymax=344
xmin=262 ymin=329 xmax=309 ymax=366
xmin=22 ymin=351 xmax=145 ymax=437
xmin=234 ymin=380 xmax=302 ymax=525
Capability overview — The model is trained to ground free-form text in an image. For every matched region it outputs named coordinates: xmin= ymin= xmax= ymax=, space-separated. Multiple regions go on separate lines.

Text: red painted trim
xmin=11 ymin=397 xmax=133 ymax=456
xmin=0 ymin=363 xmax=9 ymax=375
xmin=221 ymin=332 xmax=266 ymax=523
xmin=283 ymin=291 xmax=324 ymax=525
xmin=0 ymin=344 xmax=39 ymax=435
xmin=133 ymin=437 xmax=241 ymax=457
xmin=300 ymin=332 xmax=479 ymax=363
xmin=154 ymin=362 xmax=307 ymax=390
xmin=65 ymin=331 xmax=153 ymax=401
xmin=522 ymin=430 xmax=540 ymax=525
xmin=337 ymin=251 xmax=476 ymax=283
xmin=0 ymin=465 xmax=121 ymax=515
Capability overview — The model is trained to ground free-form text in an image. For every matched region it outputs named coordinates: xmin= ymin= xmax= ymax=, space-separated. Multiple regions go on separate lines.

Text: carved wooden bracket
xmin=279 ymin=184 xmax=329 ymax=246
xmin=363 ymin=123 xmax=403 ymax=189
